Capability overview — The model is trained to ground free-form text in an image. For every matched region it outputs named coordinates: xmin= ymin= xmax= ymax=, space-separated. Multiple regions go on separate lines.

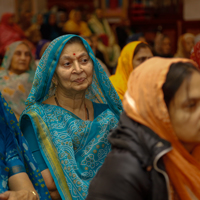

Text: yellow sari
xmin=63 ymin=10 xmax=91 ymax=37
xmin=109 ymin=41 xmax=141 ymax=100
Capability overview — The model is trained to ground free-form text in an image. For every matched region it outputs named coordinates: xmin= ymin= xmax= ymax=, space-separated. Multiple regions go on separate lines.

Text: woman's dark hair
xmin=66 ymin=36 xmax=84 ymax=46
xmin=133 ymin=43 xmax=153 ymax=57
xmin=162 ymin=62 xmax=199 ymax=108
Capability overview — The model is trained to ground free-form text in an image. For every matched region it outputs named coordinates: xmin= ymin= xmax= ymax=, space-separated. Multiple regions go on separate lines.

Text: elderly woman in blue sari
xmin=20 ymin=34 xmax=122 ymax=200
xmin=0 ymin=93 xmax=50 ymax=200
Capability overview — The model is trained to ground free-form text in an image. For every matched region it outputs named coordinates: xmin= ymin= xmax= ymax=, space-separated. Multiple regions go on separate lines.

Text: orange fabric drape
xmin=109 ymin=41 xmax=141 ymax=100
xmin=123 ymin=57 xmax=200 ymax=200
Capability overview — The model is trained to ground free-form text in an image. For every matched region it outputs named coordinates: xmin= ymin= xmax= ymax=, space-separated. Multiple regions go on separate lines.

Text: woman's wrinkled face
xmin=184 ymin=37 xmax=194 ymax=53
xmin=169 ymin=71 xmax=200 ymax=146
xmin=10 ymin=43 xmax=31 ymax=74
xmin=132 ymin=47 xmax=153 ymax=69
xmin=54 ymin=42 xmax=93 ymax=93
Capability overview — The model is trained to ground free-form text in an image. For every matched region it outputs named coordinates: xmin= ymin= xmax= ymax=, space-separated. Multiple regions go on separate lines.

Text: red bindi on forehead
xmin=73 ymin=53 xmax=76 ymax=56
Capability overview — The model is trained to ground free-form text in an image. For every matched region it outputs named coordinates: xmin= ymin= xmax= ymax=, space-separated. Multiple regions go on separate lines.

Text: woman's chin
xmin=70 ymin=83 xmax=90 ymax=92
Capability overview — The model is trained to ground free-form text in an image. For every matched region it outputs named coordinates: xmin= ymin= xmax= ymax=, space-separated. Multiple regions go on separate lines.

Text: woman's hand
xmin=0 ymin=190 xmax=38 ymax=200
xmin=41 ymin=169 xmax=62 ymax=200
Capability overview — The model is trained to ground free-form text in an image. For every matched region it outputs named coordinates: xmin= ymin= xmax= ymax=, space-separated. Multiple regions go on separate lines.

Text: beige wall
xmin=0 ymin=0 xmax=47 ymax=20
xmin=33 ymin=0 xmax=47 ymax=14
xmin=0 ymin=0 xmax=15 ymax=19
xmin=184 ymin=0 xmax=200 ymax=21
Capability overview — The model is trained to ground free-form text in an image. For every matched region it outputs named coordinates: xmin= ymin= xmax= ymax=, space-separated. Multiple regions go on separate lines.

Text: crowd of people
xmin=0 ymin=6 xmax=200 ymax=200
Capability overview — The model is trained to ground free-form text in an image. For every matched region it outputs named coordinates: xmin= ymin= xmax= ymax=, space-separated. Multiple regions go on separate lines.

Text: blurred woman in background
xmin=174 ymin=33 xmax=195 ymax=58
xmin=110 ymin=41 xmax=153 ymax=100
xmin=0 ymin=41 xmax=36 ymax=120
xmin=88 ymin=8 xmax=120 ymax=68
xmin=63 ymin=9 xmax=92 ymax=37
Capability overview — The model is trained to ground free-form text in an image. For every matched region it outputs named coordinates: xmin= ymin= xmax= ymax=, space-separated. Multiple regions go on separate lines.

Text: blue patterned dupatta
xmin=0 ymin=93 xmax=51 ymax=199
xmin=20 ymin=35 xmax=123 ymax=200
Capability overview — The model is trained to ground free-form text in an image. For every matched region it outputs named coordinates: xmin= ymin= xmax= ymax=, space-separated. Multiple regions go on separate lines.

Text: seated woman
xmin=174 ymin=33 xmax=195 ymax=58
xmin=41 ymin=13 xmax=63 ymax=41
xmin=86 ymin=57 xmax=200 ymax=200
xmin=109 ymin=41 xmax=153 ymax=100
xmin=0 ymin=93 xmax=50 ymax=200
xmin=154 ymin=35 xmax=173 ymax=58
xmin=20 ymin=35 xmax=122 ymax=200
xmin=63 ymin=9 xmax=92 ymax=37
xmin=0 ymin=41 xmax=36 ymax=120
xmin=88 ymin=8 xmax=121 ymax=68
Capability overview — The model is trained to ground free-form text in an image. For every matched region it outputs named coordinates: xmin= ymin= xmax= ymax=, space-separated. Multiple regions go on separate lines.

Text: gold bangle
xmin=30 ymin=191 xmax=39 ymax=200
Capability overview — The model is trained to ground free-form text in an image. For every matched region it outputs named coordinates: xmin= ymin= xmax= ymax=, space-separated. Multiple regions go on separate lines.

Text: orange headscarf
xmin=109 ymin=41 xmax=141 ymax=100
xmin=123 ymin=57 xmax=200 ymax=200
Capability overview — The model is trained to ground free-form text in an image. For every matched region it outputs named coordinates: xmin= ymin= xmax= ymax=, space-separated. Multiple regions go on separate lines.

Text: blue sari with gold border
xmin=0 ymin=93 xmax=51 ymax=199
xmin=20 ymin=35 xmax=122 ymax=200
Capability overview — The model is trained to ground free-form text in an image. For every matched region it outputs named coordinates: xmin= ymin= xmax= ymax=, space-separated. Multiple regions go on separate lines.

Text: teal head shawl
xmin=21 ymin=34 xmax=122 ymax=200
xmin=25 ymin=34 xmax=122 ymax=114
xmin=0 ymin=93 xmax=51 ymax=199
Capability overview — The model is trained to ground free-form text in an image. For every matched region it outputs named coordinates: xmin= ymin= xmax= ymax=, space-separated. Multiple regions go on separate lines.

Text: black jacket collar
xmin=108 ymin=111 xmax=172 ymax=168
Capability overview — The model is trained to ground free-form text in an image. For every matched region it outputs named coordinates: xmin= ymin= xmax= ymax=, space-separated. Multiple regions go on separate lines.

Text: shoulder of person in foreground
xmin=86 ymin=112 xmax=153 ymax=200
xmin=86 ymin=147 xmax=151 ymax=200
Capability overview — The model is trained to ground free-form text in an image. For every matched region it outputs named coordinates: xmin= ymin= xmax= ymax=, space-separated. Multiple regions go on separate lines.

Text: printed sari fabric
xmin=20 ymin=35 xmax=122 ymax=200
xmin=0 ymin=93 xmax=50 ymax=199
xmin=109 ymin=41 xmax=141 ymax=100
xmin=0 ymin=41 xmax=36 ymax=119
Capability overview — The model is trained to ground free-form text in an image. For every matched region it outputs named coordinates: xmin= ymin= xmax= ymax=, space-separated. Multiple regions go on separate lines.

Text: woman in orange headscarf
xmin=86 ymin=57 xmax=200 ymax=200
xmin=109 ymin=41 xmax=153 ymax=100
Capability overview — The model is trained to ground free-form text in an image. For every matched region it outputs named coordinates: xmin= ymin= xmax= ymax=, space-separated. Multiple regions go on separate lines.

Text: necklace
xmin=54 ymin=95 xmax=89 ymax=120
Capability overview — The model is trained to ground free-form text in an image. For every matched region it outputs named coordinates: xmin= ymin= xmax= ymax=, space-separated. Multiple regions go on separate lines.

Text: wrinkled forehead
xmin=43 ymin=35 xmax=94 ymax=68
xmin=59 ymin=41 xmax=89 ymax=58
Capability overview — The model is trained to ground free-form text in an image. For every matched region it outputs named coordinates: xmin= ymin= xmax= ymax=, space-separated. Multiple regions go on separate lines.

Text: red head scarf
xmin=190 ymin=41 xmax=200 ymax=69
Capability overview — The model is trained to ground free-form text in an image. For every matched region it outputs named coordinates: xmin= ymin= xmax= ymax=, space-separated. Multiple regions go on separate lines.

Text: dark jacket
xmin=86 ymin=112 xmax=172 ymax=200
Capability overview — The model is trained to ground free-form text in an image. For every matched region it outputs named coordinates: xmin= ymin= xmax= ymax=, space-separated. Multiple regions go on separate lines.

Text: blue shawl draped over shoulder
xmin=0 ymin=93 xmax=50 ymax=199
xmin=20 ymin=34 xmax=122 ymax=200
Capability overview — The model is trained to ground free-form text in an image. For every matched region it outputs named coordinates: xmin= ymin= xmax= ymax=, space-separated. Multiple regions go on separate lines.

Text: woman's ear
xmin=52 ymin=74 xmax=58 ymax=86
